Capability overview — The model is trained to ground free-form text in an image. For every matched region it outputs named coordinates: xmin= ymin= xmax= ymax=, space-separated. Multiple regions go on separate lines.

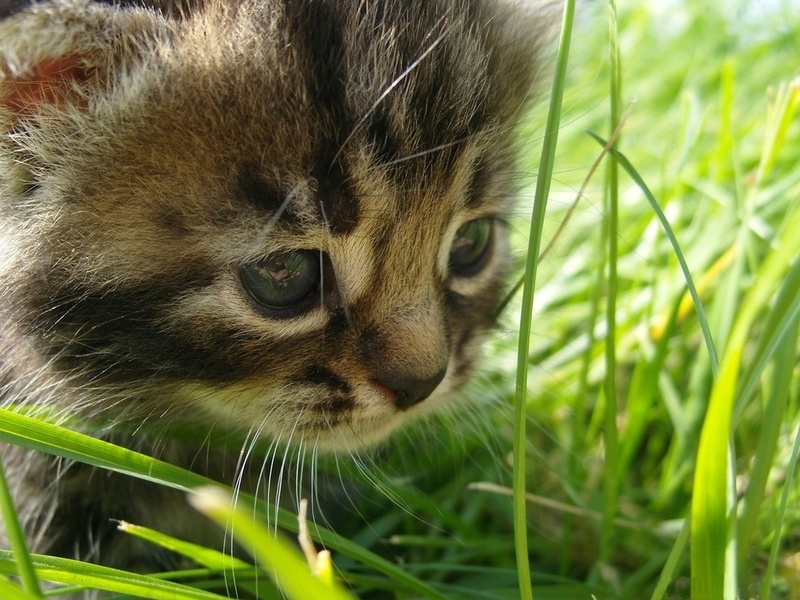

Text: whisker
xmin=271 ymin=416 xmax=302 ymax=535
xmin=381 ymin=138 xmax=466 ymax=168
xmin=308 ymin=439 xmax=325 ymax=529
xmin=256 ymin=179 xmax=307 ymax=245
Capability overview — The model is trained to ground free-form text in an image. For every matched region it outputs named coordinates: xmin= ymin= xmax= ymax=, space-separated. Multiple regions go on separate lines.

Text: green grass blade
xmin=0 ymin=409 xmax=207 ymax=492
xmin=0 ymin=459 xmax=42 ymax=598
xmin=0 ymin=552 xmax=227 ymax=599
xmin=735 ymin=256 xmax=800 ymax=580
xmin=0 ymin=576 xmax=40 ymax=600
xmin=600 ymin=0 xmax=621 ymax=566
xmin=648 ymin=519 xmax=690 ymax=600
xmin=691 ymin=210 xmax=800 ymax=598
xmin=190 ymin=487 xmax=356 ymax=600
xmin=117 ymin=522 xmax=252 ymax=571
xmin=691 ymin=357 xmax=740 ymax=600
xmin=514 ymin=0 xmax=575 ymax=597
xmin=587 ymin=132 xmax=719 ymax=374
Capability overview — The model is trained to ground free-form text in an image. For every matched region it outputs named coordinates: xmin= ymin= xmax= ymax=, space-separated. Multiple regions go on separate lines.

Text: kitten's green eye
xmin=240 ymin=250 xmax=320 ymax=314
xmin=449 ymin=218 xmax=493 ymax=277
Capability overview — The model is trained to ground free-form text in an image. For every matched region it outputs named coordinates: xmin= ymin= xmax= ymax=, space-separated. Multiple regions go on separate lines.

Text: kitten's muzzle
xmin=374 ymin=366 xmax=447 ymax=410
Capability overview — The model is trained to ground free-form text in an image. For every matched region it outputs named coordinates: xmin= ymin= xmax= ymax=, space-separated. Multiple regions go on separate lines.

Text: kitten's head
xmin=1 ymin=0 xmax=551 ymax=451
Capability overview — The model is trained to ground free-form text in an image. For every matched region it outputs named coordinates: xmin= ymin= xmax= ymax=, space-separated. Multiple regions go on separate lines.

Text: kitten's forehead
xmin=164 ymin=0 xmax=509 ymax=212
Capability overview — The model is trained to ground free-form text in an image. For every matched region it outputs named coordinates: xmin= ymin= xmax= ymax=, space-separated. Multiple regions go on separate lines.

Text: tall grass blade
xmin=514 ymin=0 xmax=575 ymax=597
xmin=117 ymin=522 xmax=252 ymax=571
xmin=600 ymin=0 xmax=621 ymax=565
xmin=648 ymin=519 xmax=690 ymax=600
xmin=735 ymin=256 xmax=800 ymax=583
xmin=691 ymin=217 xmax=800 ymax=597
xmin=0 ymin=409 xmax=206 ymax=491
xmin=692 ymin=358 xmax=739 ymax=600
xmin=586 ymin=132 xmax=719 ymax=374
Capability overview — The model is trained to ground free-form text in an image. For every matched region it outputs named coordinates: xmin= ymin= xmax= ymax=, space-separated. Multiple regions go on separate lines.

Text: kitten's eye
xmin=240 ymin=250 xmax=320 ymax=314
xmin=449 ymin=218 xmax=493 ymax=277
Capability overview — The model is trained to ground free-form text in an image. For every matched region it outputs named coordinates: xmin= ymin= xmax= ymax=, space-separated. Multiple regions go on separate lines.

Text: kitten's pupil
xmin=240 ymin=250 xmax=320 ymax=312
xmin=449 ymin=218 xmax=493 ymax=276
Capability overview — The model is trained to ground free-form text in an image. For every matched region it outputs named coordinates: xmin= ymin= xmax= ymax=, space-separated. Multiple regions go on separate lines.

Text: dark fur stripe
xmin=0 ymin=0 xmax=28 ymax=19
xmin=299 ymin=365 xmax=350 ymax=394
xmin=312 ymin=160 xmax=360 ymax=235
xmin=18 ymin=277 xmax=326 ymax=384
xmin=237 ymin=164 xmax=289 ymax=216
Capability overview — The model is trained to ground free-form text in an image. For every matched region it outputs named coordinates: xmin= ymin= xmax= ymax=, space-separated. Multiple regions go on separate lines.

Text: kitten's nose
xmin=377 ymin=367 xmax=447 ymax=409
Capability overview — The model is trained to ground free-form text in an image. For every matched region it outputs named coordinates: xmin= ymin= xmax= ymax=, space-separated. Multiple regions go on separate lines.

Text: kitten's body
xmin=0 ymin=0 xmax=550 ymax=582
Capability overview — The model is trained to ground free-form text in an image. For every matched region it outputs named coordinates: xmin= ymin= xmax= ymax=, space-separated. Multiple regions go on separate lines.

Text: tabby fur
xmin=0 ymin=0 xmax=552 ymax=578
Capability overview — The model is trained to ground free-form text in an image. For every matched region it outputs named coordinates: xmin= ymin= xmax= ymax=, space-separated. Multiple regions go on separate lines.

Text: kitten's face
xmin=0 ymin=0 xmax=546 ymax=450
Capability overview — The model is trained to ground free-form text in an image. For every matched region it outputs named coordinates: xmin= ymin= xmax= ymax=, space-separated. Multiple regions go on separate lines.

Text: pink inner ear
xmin=2 ymin=54 xmax=93 ymax=114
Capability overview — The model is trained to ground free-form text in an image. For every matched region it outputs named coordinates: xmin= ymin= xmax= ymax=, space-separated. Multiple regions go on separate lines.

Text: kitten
xmin=0 ymin=0 xmax=551 ymax=581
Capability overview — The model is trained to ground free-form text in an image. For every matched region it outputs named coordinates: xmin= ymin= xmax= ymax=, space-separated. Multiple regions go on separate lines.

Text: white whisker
xmin=381 ymin=138 xmax=466 ymax=168
xmin=256 ymin=179 xmax=307 ymax=244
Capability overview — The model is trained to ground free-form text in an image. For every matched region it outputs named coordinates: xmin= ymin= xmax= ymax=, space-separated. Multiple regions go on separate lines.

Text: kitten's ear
xmin=0 ymin=0 xmax=168 ymax=119
xmin=1 ymin=53 xmax=96 ymax=115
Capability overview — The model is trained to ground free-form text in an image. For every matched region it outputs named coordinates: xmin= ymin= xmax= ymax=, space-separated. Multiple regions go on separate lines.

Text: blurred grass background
xmin=505 ymin=0 xmax=799 ymax=596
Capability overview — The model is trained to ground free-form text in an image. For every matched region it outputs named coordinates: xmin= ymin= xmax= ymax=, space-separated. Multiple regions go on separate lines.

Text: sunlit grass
xmin=1 ymin=0 xmax=798 ymax=598
xmin=506 ymin=0 xmax=800 ymax=598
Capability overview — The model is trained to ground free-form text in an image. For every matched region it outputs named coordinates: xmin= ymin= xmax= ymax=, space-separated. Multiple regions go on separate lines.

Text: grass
xmin=2 ymin=0 xmax=800 ymax=598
